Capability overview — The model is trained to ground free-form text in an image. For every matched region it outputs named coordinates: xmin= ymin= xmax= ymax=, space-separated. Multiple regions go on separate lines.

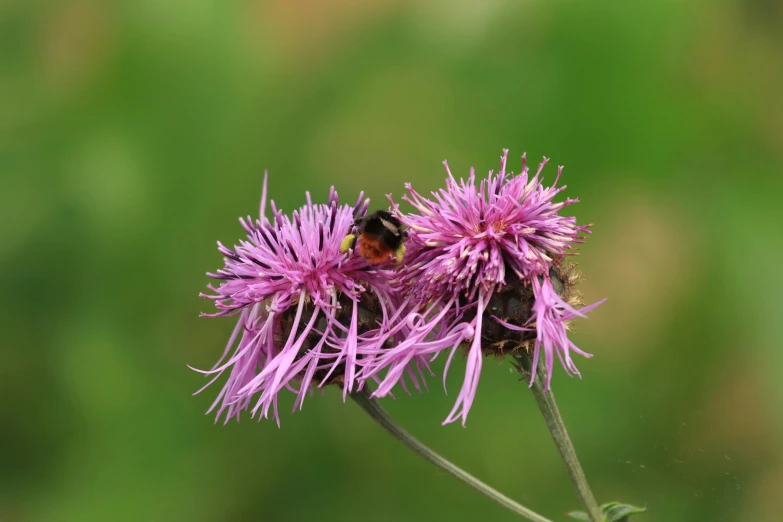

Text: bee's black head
xmin=355 ymin=210 xmax=402 ymax=237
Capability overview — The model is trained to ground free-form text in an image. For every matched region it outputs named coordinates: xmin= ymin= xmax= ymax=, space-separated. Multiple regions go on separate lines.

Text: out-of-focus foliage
xmin=2 ymin=1 xmax=782 ymax=521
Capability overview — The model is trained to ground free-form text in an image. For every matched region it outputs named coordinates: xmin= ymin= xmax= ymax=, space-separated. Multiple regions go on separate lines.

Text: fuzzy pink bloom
xmin=363 ymin=150 xmax=605 ymax=426
xmin=192 ymin=175 xmax=428 ymax=425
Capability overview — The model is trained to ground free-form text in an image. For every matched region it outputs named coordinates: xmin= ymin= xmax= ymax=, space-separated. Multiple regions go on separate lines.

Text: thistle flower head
xmin=398 ymin=149 xmax=588 ymax=301
xmin=193 ymin=174 xmax=423 ymax=425
xmin=366 ymin=150 xmax=605 ymax=426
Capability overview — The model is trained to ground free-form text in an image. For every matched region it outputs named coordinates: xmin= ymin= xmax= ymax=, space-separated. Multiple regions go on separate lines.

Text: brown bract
xmin=460 ymin=263 xmax=585 ymax=358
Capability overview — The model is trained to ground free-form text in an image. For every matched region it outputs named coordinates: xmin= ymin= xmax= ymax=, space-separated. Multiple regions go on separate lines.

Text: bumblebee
xmin=340 ymin=210 xmax=406 ymax=264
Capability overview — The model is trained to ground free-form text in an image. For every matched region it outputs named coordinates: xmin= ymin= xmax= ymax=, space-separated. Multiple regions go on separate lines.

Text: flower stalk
xmin=515 ymin=353 xmax=603 ymax=522
xmin=351 ymin=388 xmax=554 ymax=522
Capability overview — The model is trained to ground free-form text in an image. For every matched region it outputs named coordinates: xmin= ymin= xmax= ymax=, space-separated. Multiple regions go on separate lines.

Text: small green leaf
xmin=566 ymin=511 xmax=591 ymax=521
xmin=601 ymin=501 xmax=647 ymax=521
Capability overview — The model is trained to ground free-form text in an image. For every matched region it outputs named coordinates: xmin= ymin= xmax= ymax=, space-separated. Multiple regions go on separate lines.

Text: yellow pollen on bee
xmin=394 ymin=244 xmax=406 ymax=263
xmin=339 ymin=234 xmax=356 ymax=254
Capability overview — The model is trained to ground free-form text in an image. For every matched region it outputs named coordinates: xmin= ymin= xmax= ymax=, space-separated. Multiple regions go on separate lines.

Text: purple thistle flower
xmin=192 ymin=174 xmax=427 ymax=425
xmin=363 ymin=150 xmax=605 ymax=426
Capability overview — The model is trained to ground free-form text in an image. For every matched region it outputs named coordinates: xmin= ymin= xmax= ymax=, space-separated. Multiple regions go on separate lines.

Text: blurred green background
xmin=2 ymin=0 xmax=783 ymax=521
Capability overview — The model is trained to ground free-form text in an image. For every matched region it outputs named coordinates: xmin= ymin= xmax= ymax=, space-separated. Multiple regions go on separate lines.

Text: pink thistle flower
xmin=192 ymin=174 xmax=427 ymax=425
xmin=364 ymin=150 xmax=605 ymax=426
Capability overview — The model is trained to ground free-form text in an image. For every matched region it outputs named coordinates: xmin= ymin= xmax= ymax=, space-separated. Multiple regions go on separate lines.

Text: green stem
xmin=351 ymin=388 xmax=554 ymax=522
xmin=516 ymin=354 xmax=603 ymax=522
